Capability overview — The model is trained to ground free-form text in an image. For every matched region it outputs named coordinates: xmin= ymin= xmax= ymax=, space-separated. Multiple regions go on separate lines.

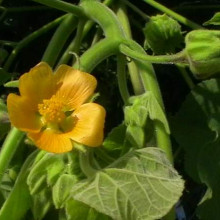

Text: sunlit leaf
xmin=203 ymin=12 xmax=220 ymax=26
xmin=71 ymin=147 xmax=184 ymax=220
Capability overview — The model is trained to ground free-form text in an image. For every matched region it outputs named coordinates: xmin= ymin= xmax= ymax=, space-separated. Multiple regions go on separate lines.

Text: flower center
xmin=38 ymin=95 xmax=66 ymax=124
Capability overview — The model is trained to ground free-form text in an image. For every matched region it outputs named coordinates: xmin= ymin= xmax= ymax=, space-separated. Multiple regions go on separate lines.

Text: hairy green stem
xmin=80 ymin=1 xmax=124 ymax=39
xmin=57 ymin=20 xmax=94 ymax=66
xmin=42 ymin=14 xmax=78 ymax=66
xmin=120 ymin=44 xmax=187 ymax=64
xmin=79 ymin=150 xmax=97 ymax=178
xmin=142 ymin=0 xmax=203 ymax=29
xmin=120 ymin=0 xmax=150 ymax=21
xmin=0 ymin=128 xmax=25 ymax=184
xmin=117 ymin=54 xmax=130 ymax=105
xmin=32 ymin=0 xmax=86 ymax=18
xmin=116 ymin=3 xmax=143 ymax=95
xmin=3 ymin=15 xmax=66 ymax=71
xmin=176 ymin=64 xmax=195 ymax=89
xmin=76 ymin=38 xmax=120 ymax=72
xmin=56 ymin=19 xmax=86 ymax=66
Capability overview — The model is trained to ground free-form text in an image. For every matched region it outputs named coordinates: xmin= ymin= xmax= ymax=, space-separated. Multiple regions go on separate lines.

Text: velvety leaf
xmin=126 ymin=125 xmax=145 ymax=148
xmin=124 ymin=92 xmax=169 ymax=149
xmin=203 ymin=12 xmax=220 ymax=26
xmin=27 ymin=153 xmax=65 ymax=194
xmin=71 ymin=147 xmax=184 ymax=220
xmin=31 ymin=188 xmax=53 ymax=220
xmin=52 ymin=174 xmax=77 ymax=209
xmin=171 ymin=79 xmax=220 ymax=181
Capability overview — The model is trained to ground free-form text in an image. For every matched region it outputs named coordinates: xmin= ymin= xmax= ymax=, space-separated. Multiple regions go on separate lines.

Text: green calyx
xmin=143 ymin=14 xmax=183 ymax=54
xmin=185 ymin=30 xmax=220 ymax=79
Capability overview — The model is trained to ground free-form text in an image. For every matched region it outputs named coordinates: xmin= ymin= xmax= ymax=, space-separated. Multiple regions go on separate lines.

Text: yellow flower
xmin=7 ymin=62 xmax=106 ymax=153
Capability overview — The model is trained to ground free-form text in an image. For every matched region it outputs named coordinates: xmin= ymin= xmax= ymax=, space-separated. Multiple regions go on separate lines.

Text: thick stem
xmin=80 ymin=1 xmax=124 ymax=39
xmin=0 ymin=128 xmax=25 ymax=184
xmin=79 ymin=150 xmax=97 ymax=178
xmin=56 ymin=20 xmax=94 ymax=66
xmin=117 ymin=54 xmax=130 ymax=105
xmin=42 ymin=14 xmax=78 ymax=66
xmin=76 ymin=38 xmax=121 ymax=72
xmin=116 ymin=3 xmax=144 ymax=95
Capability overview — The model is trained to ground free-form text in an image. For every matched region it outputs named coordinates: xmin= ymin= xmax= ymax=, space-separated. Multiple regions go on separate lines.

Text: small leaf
xmin=125 ymin=92 xmax=170 ymax=133
xmin=52 ymin=174 xmax=77 ymax=209
xmin=126 ymin=125 xmax=145 ymax=148
xmin=203 ymin=12 xmax=220 ymax=26
xmin=71 ymin=147 xmax=184 ymax=220
xmin=4 ymin=80 xmax=19 ymax=88
xmin=103 ymin=124 xmax=126 ymax=151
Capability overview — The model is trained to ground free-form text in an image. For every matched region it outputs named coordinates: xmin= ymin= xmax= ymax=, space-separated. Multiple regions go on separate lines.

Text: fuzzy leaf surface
xmin=71 ymin=147 xmax=184 ymax=220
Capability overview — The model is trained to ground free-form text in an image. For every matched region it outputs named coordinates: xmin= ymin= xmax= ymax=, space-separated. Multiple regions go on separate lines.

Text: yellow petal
xmin=19 ymin=62 xmax=56 ymax=104
xmin=28 ymin=129 xmax=73 ymax=153
xmin=67 ymin=103 xmax=106 ymax=147
xmin=54 ymin=65 xmax=97 ymax=110
xmin=7 ymin=94 xmax=42 ymax=132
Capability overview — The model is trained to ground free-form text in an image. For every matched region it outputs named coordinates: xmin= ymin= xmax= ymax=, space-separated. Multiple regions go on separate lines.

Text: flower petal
xmin=19 ymin=62 xmax=56 ymax=103
xmin=54 ymin=65 xmax=97 ymax=110
xmin=67 ymin=103 xmax=106 ymax=147
xmin=28 ymin=129 xmax=73 ymax=153
xmin=7 ymin=94 xmax=42 ymax=132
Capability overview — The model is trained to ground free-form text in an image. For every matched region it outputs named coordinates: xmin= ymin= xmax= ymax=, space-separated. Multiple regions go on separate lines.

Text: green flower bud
xmin=185 ymin=30 xmax=220 ymax=79
xmin=143 ymin=14 xmax=183 ymax=54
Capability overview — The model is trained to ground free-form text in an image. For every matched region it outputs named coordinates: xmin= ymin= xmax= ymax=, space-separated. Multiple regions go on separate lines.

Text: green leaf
xmin=71 ymin=147 xmax=184 ymax=220
xmin=197 ymin=139 xmax=220 ymax=219
xmin=126 ymin=125 xmax=145 ymax=148
xmin=171 ymin=78 xmax=220 ymax=181
xmin=65 ymin=199 xmax=111 ymax=220
xmin=103 ymin=124 xmax=126 ymax=151
xmin=27 ymin=153 xmax=65 ymax=194
xmin=203 ymin=12 xmax=220 ymax=26
xmin=0 ymin=151 xmax=38 ymax=220
xmin=52 ymin=174 xmax=78 ymax=209
xmin=4 ymin=80 xmax=19 ymax=88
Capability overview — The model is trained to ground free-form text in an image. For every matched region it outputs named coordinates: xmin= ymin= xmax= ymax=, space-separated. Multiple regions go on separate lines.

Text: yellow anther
xmin=38 ymin=95 xmax=66 ymax=123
